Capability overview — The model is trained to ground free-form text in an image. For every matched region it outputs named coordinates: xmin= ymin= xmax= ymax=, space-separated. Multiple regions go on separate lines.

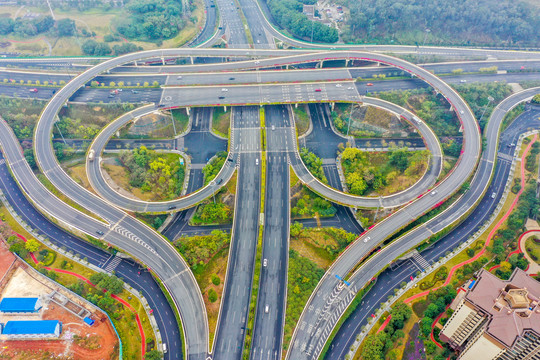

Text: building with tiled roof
xmin=440 ymin=269 xmax=540 ymax=360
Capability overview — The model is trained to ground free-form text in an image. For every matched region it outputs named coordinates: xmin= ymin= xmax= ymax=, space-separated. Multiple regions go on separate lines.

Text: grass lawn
xmin=525 ymin=237 xmax=540 ymax=264
xmin=212 ymin=107 xmax=231 ymax=138
xmin=293 ymin=105 xmax=310 ymax=136
xmin=64 ymin=159 xmax=95 ymax=194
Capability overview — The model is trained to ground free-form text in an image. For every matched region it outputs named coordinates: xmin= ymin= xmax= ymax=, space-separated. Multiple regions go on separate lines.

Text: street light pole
xmin=478 ymin=95 xmax=495 ymax=125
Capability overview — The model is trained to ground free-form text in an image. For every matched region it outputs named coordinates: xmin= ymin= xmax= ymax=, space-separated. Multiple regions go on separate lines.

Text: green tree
xmin=211 ymin=274 xmax=221 ymax=286
xmin=208 ymin=289 xmax=218 ymax=303
xmin=25 ymin=238 xmax=40 ymax=252
xmin=56 ymin=18 xmax=76 ymax=36
xmin=145 ymin=350 xmax=162 ymax=360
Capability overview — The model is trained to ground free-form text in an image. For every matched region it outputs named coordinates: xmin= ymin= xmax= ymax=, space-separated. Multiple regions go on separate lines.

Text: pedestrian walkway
xmin=102 ymin=255 xmax=122 ymax=273
xmin=412 ymin=252 xmax=430 ymax=271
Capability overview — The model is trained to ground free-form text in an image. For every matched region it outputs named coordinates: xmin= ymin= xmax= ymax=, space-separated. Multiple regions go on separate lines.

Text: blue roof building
xmin=1 ymin=320 xmax=62 ymax=339
xmin=0 ymin=297 xmax=42 ymax=313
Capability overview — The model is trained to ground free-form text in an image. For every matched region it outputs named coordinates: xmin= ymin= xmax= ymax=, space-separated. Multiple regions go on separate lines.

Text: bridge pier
xmin=161 ymin=57 xmax=165 ymax=65
xmin=295 ymin=103 xmax=298 ymax=108
xmin=133 ymin=61 xmax=138 ymax=67
xmin=330 ymin=102 xmax=335 ymax=111
xmin=190 ymin=56 xmax=194 ymax=65
xmin=286 ymin=64 xmax=289 ymax=70
xmin=223 ymin=106 xmax=227 ymax=112
xmin=185 ymin=107 xmax=190 ymax=115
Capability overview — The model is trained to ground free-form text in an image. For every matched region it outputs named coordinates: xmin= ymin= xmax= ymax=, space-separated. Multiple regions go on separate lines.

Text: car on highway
xmin=229 ymin=77 xmax=235 ymax=80
xmin=363 ymin=236 xmax=371 ymax=243
xmin=431 ymin=190 xmax=437 ymax=196
xmin=168 ymin=205 xmax=176 ymax=210
xmin=221 ymin=88 xmax=228 ymax=92
xmin=491 ymin=192 xmax=496 ymax=199
xmin=29 ymin=88 xmax=38 ymax=93
xmin=96 ymin=230 xmax=104 ymax=236
xmin=315 ymin=88 xmax=322 ymax=92
xmin=131 ymin=90 xmax=139 ymax=94
xmin=460 ymin=79 xmax=467 ymax=83
xmin=366 ymin=83 xmax=374 ymax=86
xmin=263 ymin=259 xmax=267 ymax=266
xmin=271 ymin=125 xmax=275 ymax=131
xmin=336 ymin=84 xmax=342 ymax=87
xmin=348 ymin=86 xmax=354 ymax=90
xmin=218 ymin=96 xmax=225 ymax=99
xmin=177 ymin=76 xmax=182 ymax=79
xmin=256 ymin=158 xmax=259 ymax=165
xmin=265 ymin=305 xmax=269 ymax=313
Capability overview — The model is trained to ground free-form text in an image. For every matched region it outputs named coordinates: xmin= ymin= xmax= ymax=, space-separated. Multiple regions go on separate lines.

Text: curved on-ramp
xmin=29 ymin=48 xmax=478 ymax=359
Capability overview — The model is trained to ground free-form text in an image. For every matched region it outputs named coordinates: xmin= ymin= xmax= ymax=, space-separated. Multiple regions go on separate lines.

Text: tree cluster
xmin=193 ymin=202 xmax=232 ymax=224
xmin=341 ymin=147 xmax=427 ymax=196
xmin=175 ymin=230 xmax=230 ymax=270
xmin=89 ymin=272 xmax=125 ymax=294
xmin=119 ymin=146 xmax=185 ymax=200
xmin=265 ymin=0 xmax=338 ymax=43
xmin=82 ymin=40 xmax=143 ymax=56
xmin=116 ymin=0 xmax=185 ymax=41
xmin=345 ymin=0 xmax=540 ymax=47
xmin=291 ymin=187 xmax=336 ymax=218
xmin=202 ymin=151 xmax=227 ymax=185
xmin=299 ymin=147 xmax=327 ymax=183
xmin=360 ymin=301 xmax=412 ymax=360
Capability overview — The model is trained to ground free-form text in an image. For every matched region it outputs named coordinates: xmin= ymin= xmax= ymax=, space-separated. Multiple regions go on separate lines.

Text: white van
xmin=163 ymin=343 xmax=167 ymax=353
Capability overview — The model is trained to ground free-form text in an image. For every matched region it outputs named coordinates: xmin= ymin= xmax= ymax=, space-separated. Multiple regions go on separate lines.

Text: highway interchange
xmin=0 ymin=1 xmax=539 ymax=360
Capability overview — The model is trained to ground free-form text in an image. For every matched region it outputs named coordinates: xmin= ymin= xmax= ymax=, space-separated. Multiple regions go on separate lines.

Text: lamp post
xmin=478 ymin=96 xmax=495 ymax=125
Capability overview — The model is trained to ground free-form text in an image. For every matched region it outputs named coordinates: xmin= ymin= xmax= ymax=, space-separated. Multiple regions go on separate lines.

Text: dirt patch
xmin=0 ymin=242 xmax=15 ymax=283
xmin=290 ymin=238 xmax=332 ymax=270
xmin=0 ymin=262 xmax=118 ymax=360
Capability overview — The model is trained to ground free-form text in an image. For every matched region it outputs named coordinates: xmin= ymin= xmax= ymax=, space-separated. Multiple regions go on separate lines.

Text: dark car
xmin=218 ymin=96 xmax=225 ymax=99
xmin=96 ymin=230 xmax=104 ymax=236
xmin=168 ymin=205 xmax=177 ymax=210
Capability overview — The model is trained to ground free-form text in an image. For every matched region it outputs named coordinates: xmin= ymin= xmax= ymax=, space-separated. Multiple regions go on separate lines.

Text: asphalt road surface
xmin=250 ymin=105 xmax=290 ymax=359
xmin=213 ymin=106 xmax=261 ymax=359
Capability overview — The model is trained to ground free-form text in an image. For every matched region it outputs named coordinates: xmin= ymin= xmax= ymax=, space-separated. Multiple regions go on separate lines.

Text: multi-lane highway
xmin=250 ymin=105 xmax=291 ymax=359
xmin=213 ymin=107 xmax=261 ymax=358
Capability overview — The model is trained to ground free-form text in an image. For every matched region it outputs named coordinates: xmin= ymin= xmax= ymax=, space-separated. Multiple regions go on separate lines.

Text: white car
xmin=256 ymin=158 xmax=259 ymax=165
xmin=263 ymin=258 xmax=268 ymax=266
xmin=336 ymin=84 xmax=342 ymax=87
xmin=363 ymin=236 xmax=371 ymax=243
xmin=222 ymin=88 xmax=228 ymax=92
xmin=431 ymin=190 xmax=437 ymax=196
xmin=460 ymin=79 xmax=467 ymax=83
xmin=347 ymin=86 xmax=354 ymax=90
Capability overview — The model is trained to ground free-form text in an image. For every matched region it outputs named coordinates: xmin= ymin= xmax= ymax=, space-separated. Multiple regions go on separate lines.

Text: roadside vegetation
xmin=102 ymin=146 xmax=185 ymax=201
xmin=212 ymin=107 xmax=231 ymax=138
xmin=191 ymin=173 xmax=236 ymax=226
xmin=299 ymin=147 xmax=328 ymax=183
xmin=343 ymin=0 xmax=540 ymax=47
xmin=283 ymin=250 xmax=325 ymax=350
xmin=203 ymin=151 xmax=228 ymax=185
xmin=341 ymin=147 xmax=429 ymax=196
xmin=332 ymin=103 xmax=414 ymax=138
xmin=290 ymin=222 xmax=356 ymax=269
xmin=174 ymin=230 xmax=231 ymax=344
xmin=293 ymin=105 xmax=310 ymax=136
xmin=525 ymin=236 xmax=540 ymax=264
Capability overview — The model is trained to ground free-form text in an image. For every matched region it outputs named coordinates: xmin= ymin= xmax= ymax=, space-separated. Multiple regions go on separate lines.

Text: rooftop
xmin=0 ymin=297 xmax=40 ymax=312
xmin=2 ymin=320 xmax=60 ymax=335
xmin=466 ymin=269 xmax=540 ymax=348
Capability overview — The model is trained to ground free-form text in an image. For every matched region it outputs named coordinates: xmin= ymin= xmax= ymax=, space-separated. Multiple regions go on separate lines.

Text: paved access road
xmin=250 ymin=105 xmax=291 ymax=360
xmin=213 ymin=107 xmax=261 ymax=359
